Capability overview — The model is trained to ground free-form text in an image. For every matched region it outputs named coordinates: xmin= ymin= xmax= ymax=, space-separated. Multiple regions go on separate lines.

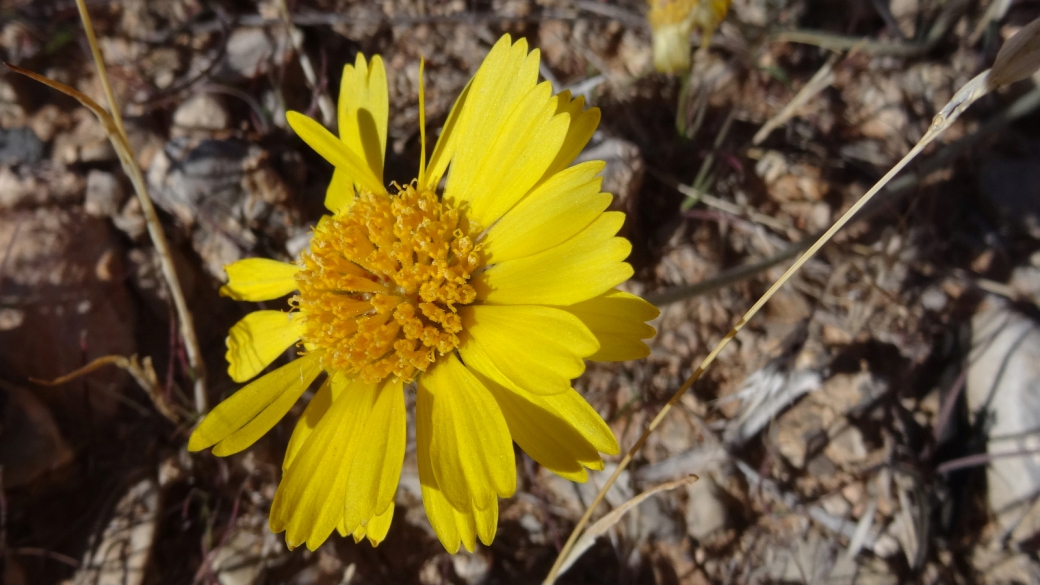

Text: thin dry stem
xmin=32 ymin=354 xmax=185 ymax=425
xmin=543 ymin=69 xmax=996 ymax=584
xmin=73 ymin=0 xmax=208 ymax=414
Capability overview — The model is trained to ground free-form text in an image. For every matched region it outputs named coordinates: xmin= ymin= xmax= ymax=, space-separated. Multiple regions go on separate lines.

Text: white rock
xmin=210 ymin=530 xmax=264 ymax=585
xmin=72 ymin=479 xmax=159 ymax=585
xmin=226 ymin=28 xmax=275 ymax=78
xmin=825 ymin=422 xmax=869 ymax=467
xmin=219 ymin=27 xmax=297 ymax=81
xmin=685 ymin=474 xmax=730 ymax=540
xmin=85 ymin=170 xmax=127 ymax=217
xmin=451 ymin=551 xmax=491 ymax=585
xmin=1011 ymin=264 xmax=1040 ymax=305
xmin=967 ymin=301 xmax=1040 ymax=543
xmin=173 ymin=94 xmax=230 ymax=131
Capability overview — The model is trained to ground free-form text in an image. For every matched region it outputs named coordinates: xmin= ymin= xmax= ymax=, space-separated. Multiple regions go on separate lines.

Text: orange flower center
xmin=293 ymin=184 xmax=482 ymax=383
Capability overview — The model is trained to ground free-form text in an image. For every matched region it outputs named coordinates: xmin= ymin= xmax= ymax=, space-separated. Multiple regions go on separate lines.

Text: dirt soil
xmin=4 ymin=0 xmax=1040 ymax=583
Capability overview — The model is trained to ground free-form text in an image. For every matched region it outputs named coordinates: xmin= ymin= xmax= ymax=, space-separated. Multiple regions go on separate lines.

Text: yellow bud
xmin=647 ymin=0 xmax=732 ymax=74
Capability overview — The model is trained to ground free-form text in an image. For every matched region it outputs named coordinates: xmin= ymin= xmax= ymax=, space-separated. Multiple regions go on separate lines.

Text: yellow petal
xmin=443 ymin=36 xmax=545 ymax=221
xmin=420 ymin=480 xmax=470 ymax=553
xmin=270 ymin=376 xmax=379 ymax=550
xmin=542 ymin=91 xmax=601 ymax=180
xmin=211 ymin=369 xmax=319 ymax=457
xmin=338 ymin=54 xmax=388 ymax=184
xmin=421 ymin=78 xmax=471 ymax=190
xmin=351 ymin=503 xmax=395 ymax=546
xmin=342 ymin=377 xmax=406 ymax=534
xmin=475 ymin=212 xmax=633 ymax=306
xmin=473 ymin=500 xmax=498 ymax=546
xmin=422 ymin=485 xmax=499 ymax=553
xmin=448 ymin=81 xmax=568 ymax=228
xmin=416 ymin=381 xmax=464 ymax=552
xmin=286 ymin=111 xmax=384 ymax=195
xmin=459 ymin=305 xmax=598 ymax=395
xmin=477 ymin=370 xmax=619 ymax=481
xmin=188 ymin=352 xmax=322 ymax=453
xmin=325 ymin=169 xmax=355 ymax=213
xmin=283 ymin=373 xmax=342 ymax=471
xmin=415 ymin=385 xmax=499 ymax=552
xmin=418 ymin=354 xmax=515 ymax=512
xmin=220 ymin=258 xmax=299 ymax=301
xmin=482 ymin=161 xmax=609 ymax=263
xmin=226 ymin=310 xmax=303 ymax=383
xmin=564 ymin=289 xmax=659 ymax=362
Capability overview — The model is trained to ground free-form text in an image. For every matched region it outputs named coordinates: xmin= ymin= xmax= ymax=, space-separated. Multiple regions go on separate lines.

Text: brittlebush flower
xmin=188 ymin=34 xmax=658 ymax=553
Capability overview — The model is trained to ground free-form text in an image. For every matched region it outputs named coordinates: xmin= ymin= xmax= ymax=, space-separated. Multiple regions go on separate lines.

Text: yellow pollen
xmin=293 ymin=184 xmax=483 ymax=383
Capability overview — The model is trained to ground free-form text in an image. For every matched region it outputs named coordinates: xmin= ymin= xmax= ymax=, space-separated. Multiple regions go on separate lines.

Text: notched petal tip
xmin=225 ymin=310 xmax=303 ymax=384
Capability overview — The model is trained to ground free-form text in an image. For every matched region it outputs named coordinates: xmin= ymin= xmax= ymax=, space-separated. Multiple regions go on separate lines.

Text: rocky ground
xmin=4 ymin=0 xmax=1040 ymax=583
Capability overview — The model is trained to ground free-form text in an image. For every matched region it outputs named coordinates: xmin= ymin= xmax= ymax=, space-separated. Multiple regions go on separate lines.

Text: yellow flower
xmin=648 ymin=0 xmax=731 ymax=73
xmin=188 ymin=34 xmax=659 ymax=553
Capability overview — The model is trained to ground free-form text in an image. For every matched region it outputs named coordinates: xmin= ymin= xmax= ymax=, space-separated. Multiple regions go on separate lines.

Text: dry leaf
xmin=991 ymin=17 xmax=1040 ymax=87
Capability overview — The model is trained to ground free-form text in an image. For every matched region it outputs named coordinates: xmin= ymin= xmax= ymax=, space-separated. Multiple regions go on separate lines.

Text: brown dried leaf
xmin=992 ymin=17 xmax=1040 ymax=87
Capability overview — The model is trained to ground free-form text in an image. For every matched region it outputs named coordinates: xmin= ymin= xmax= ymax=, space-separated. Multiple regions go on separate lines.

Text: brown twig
xmin=74 ymin=0 xmax=207 ymax=413
xmin=8 ymin=0 xmax=210 ymax=415
xmin=32 ymin=355 xmax=186 ymax=425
